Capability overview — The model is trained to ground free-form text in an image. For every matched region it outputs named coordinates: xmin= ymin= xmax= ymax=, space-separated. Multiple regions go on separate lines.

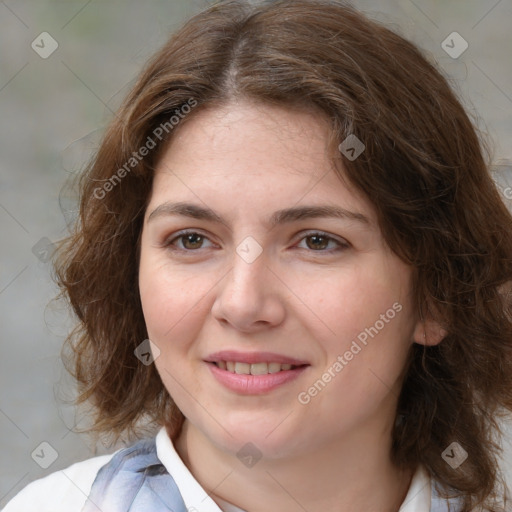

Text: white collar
xmin=155 ymin=427 xmax=430 ymax=512
xmin=399 ymin=465 xmax=431 ymax=512
xmin=156 ymin=427 xmax=224 ymax=511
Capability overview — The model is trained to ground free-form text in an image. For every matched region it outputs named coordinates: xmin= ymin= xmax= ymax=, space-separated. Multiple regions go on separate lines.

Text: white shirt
xmin=3 ymin=427 xmax=431 ymax=511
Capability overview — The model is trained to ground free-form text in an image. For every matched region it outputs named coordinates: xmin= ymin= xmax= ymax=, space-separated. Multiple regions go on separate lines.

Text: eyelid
xmin=293 ymin=230 xmax=351 ymax=251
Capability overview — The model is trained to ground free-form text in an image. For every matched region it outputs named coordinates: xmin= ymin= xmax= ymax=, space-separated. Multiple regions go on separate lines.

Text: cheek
xmin=138 ymin=253 xmax=212 ymax=346
xmin=296 ymin=260 xmax=412 ymax=346
xmin=141 ymin=291 xmax=200 ymax=347
xmin=305 ymin=310 xmax=413 ymax=429
xmin=301 ymin=260 xmax=414 ymax=399
xmin=138 ymin=255 xmax=212 ymax=400
xmin=139 ymin=250 xmax=219 ymax=359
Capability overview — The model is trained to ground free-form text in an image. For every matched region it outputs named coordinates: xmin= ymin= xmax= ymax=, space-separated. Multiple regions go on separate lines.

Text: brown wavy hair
xmin=54 ymin=1 xmax=512 ymax=509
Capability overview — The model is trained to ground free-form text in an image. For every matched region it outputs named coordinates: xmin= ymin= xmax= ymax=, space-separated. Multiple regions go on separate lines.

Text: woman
xmin=5 ymin=1 xmax=512 ymax=510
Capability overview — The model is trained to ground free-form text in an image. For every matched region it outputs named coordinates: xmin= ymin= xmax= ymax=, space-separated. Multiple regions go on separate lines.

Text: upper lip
xmin=204 ymin=350 xmax=309 ymax=366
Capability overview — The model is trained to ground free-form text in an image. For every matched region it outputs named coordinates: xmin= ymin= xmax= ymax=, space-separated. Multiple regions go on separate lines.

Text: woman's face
xmin=139 ymin=100 xmax=423 ymax=458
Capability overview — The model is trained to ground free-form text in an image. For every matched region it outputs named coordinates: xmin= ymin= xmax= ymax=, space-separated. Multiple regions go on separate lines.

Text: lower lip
xmin=207 ymin=362 xmax=309 ymax=395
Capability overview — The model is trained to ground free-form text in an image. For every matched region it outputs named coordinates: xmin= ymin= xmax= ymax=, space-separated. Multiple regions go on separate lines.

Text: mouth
xmin=204 ymin=351 xmax=310 ymax=394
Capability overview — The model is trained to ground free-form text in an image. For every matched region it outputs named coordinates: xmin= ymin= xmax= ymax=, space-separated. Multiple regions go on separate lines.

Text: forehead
xmin=159 ymin=101 xmax=330 ymax=173
xmin=150 ymin=100 xmax=375 ymax=222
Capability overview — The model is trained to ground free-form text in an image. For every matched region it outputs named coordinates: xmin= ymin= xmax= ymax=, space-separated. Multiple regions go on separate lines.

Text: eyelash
xmin=162 ymin=229 xmax=350 ymax=254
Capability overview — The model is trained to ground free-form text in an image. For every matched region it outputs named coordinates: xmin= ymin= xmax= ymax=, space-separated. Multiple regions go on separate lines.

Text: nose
xmin=211 ymin=247 xmax=286 ymax=334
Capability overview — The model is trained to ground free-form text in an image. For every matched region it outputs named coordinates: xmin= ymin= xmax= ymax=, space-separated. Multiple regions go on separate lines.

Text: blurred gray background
xmin=1 ymin=0 xmax=511 ymax=506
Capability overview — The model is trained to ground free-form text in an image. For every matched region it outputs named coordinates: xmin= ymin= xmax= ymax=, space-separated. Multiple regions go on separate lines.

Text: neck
xmin=174 ymin=420 xmax=413 ymax=512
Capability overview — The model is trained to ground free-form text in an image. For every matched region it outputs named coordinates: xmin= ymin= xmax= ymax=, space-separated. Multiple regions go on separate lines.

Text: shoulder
xmin=2 ymin=452 xmax=116 ymax=512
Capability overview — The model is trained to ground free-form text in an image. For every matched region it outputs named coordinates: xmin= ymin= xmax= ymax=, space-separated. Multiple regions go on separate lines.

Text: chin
xmin=198 ymin=413 xmax=307 ymax=459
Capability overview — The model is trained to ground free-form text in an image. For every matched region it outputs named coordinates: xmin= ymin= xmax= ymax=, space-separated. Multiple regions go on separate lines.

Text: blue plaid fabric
xmin=81 ymin=438 xmax=187 ymax=512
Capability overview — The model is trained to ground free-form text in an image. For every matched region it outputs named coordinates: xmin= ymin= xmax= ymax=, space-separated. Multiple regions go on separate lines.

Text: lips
xmin=204 ymin=351 xmax=310 ymax=394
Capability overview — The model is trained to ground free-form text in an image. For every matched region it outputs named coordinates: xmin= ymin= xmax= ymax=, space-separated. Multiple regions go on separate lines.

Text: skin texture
xmin=138 ymin=100 xmax=445 ymax=512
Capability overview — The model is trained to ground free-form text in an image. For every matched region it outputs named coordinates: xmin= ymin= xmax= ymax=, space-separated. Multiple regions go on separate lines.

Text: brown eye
xmin=297 ymin=232 xmax=348 ymax=252
xmin=181 ymin=233 xmax=204 ymax=250
xmin=165 ymin=231 xmax=214 ymax=252
xmin=305 ymin=234 xmax=329 ymax=250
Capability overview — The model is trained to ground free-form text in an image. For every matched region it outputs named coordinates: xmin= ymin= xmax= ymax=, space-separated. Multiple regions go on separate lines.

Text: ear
xmin=412 ymin=317 xmax=447 ymax=346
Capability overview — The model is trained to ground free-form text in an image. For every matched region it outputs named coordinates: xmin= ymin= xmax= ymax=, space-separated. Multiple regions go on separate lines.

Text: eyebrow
xmin=147 ymin=201 xmax=371 ymax=227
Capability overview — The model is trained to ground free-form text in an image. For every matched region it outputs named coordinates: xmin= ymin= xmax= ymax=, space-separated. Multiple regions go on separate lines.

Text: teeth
xmin=268 ymin=362 xmax=282 ymax=373
xmin=234 ymin=362 xmax=251 ymax=375
xmin=216 ymin=361 xmax=297 ymax=374
xmin=250 ymin=362 xmax=268 ymax=375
